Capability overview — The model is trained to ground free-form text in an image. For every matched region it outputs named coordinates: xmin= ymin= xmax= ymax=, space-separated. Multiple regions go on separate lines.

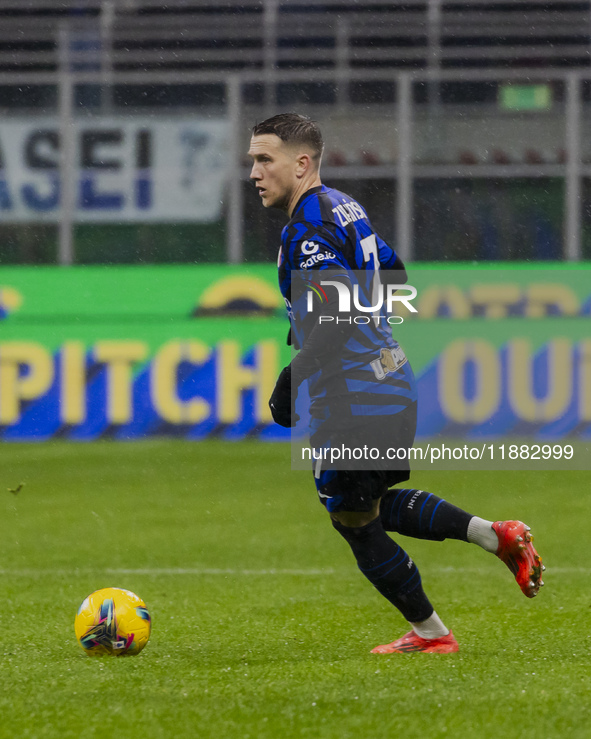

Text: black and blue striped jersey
xmin=278 ymin=184 xmax=417 ymax=422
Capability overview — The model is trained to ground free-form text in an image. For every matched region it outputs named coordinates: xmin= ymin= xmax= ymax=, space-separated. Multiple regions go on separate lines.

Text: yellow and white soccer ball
xmin=75 ymin=587 xmax=151 ymax=656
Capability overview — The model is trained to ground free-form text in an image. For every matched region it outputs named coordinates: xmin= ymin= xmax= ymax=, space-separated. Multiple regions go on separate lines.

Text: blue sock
xmin=380 ymin=488 xmax=472 ymax=542
xmin=332 ymin=516 xmax=434 ymax=623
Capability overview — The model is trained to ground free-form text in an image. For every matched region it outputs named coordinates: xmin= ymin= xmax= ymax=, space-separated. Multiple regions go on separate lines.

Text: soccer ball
xmin=74 ymin=587 xmax=151 ymax=656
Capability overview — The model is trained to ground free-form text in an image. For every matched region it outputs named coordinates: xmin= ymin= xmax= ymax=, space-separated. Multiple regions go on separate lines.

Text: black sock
xmin=380 ymin=488 xmax=473 ymax=542
xmin=332 ymin=517 xmax=434 ymax=623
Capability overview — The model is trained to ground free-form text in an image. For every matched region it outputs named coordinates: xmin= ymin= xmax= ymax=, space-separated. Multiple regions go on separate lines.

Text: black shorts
xmin=312 ymin=402 xmax=417 ymax=513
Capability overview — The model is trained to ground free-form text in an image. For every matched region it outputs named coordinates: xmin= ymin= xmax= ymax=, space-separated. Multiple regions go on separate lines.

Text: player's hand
xmin=269 ymin=365 xmax=300 ymax=428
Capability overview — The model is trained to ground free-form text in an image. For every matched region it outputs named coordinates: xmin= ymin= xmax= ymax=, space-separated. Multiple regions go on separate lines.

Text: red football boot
xmin=492 ymin=520 xmax=545 ymax=598
xmin=371 ymin=630 xmax=459 ymax=654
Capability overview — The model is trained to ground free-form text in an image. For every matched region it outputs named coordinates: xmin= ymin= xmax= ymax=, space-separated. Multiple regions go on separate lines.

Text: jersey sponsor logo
xmin=300 ymin=251 xmax=337 ymax=269
xmin=300 ymin=239 xmax=319 ymax=255
xmin=332 ymin=199 xmax=367 ymax=227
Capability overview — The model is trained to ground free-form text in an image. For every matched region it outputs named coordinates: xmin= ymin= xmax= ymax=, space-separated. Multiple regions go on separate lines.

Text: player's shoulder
xmin=318 ymin=186 xmax=370 ymax=230
xmin=292 ymin=185 xmax=368 ymax=229
xmin=283 ymin=185 xmax=350 ymax=245
xmin=281 ymin=187 xmax=349 ymax=270
xmin=281 ymin=224 xmax=344 ymax=271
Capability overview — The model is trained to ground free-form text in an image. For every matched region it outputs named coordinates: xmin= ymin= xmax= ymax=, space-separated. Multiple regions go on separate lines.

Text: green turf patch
xmin=0 ymin=441 xmax=589 ymax=738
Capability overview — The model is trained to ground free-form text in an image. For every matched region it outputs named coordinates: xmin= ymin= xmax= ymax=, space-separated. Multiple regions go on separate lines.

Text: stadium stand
xmin=0 ymin=1 xmax=587 ymax=263
xmin=0 ymin=0 xmax=589 ymax=75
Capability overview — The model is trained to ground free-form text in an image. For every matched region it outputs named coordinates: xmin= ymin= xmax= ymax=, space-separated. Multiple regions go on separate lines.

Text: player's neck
xmin=287 ymin=174 xmax=322 ymax=217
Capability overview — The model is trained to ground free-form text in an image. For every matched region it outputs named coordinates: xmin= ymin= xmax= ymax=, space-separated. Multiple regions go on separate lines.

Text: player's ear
xmin=295 ymin=151 xmax=312 ymax=178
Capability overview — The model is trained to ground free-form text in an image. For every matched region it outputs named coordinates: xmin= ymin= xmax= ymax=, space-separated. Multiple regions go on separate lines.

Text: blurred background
xmin=2 ymin=0 xmax=590 ymax=446
xmin=1 ymin=0 xmax=590 ymax=266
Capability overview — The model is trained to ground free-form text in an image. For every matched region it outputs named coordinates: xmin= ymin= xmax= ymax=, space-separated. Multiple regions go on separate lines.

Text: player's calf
xmin=380 ymin=488 xmax=472 ymax=542
xmin=331 ymin=516 xmax=435 ymax=623
xmin=331 ymin=514 xmax=457 ymax=655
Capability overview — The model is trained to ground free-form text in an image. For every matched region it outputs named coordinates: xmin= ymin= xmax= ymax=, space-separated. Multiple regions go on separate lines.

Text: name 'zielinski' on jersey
xmin=278 ymin=184 xmax=418 ymax=421
xmin=332 ymin=199 xmax=367 ymax=227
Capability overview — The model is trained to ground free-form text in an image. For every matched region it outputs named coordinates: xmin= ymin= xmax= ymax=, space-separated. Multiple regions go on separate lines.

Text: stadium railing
xmin=0 ymin=0 xmax=590 ymax=75
xmin=1 ymin=67 xmax=588 ymax=264
xmin=1 ymin=0 xmax=591 ymax=264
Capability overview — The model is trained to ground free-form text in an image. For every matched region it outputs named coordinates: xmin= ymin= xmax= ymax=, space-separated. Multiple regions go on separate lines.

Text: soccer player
xmin=248 ymin=112 xmax=544 ymax=654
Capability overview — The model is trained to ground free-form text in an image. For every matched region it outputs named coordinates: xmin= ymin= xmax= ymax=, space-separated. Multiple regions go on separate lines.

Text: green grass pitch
xmin=0 ymin=440 xmax=589 ymax=739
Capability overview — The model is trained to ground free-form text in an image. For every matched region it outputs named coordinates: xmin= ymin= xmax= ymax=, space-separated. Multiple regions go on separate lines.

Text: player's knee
xmin=330 ymin=499 xmax=380 ymax=529
xmin=331 ymin=514 xmax=382 ymax=545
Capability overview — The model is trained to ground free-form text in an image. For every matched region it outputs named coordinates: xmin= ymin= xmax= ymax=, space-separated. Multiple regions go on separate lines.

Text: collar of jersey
xmin=291 ymin=185 xmax=326 ymax=217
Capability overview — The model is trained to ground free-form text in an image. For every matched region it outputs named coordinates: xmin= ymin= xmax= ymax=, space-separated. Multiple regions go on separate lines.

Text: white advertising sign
xmin=0 ymin=117 xmax=229 ymax=222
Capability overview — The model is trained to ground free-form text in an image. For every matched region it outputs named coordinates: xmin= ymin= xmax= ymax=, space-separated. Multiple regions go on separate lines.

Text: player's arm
xmin=269 ymin=272 xmax=355 ymax=427
xmin=375 ymin=232 xmax=408 ymax=284
xmin=387 ymin=253 xmax=407 ymax=284
xmin=293 ymin=271 xmax=354 ymax=373
xmin=269 ymin=229 xmax=354 ymax=427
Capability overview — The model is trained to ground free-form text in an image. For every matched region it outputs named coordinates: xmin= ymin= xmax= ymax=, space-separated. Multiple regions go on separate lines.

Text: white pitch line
xmin=110 ymin=567 xmax=337 ymax=576
xmin=0 ymin=566 xmax=587 ymax=577
xmin=0 ymin=567 xmax=338 ymax=577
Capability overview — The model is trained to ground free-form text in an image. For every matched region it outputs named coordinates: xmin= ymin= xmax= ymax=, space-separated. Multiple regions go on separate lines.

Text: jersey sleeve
xmin=284 ymin=224 xmax=349 ymax=272
xmin=375 ymin=232 xmax=399 ymax=270
xmin=374 ymin=232 xmax=408 ymax=282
